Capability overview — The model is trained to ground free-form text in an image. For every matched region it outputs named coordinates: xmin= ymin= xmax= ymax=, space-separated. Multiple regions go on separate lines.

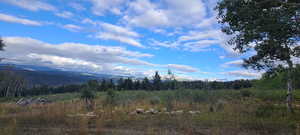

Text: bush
xmin=149 ymin=96 xmax=161 ymax=105
xmin=240 ymin=90 xmax=253 ymax=97
xmin=105 ymin=89 xmax=118 ymax=106
xmin=255 ymin=104 xmax=276 ymax=118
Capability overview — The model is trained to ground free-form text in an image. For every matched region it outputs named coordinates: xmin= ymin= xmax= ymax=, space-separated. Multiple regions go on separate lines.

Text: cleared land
xmin=0 ymin=89 xmax=300 ymax=135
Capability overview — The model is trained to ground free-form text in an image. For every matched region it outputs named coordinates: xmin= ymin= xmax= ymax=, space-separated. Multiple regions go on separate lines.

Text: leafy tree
xmin=153 ymin=71 xmax=162 ymax=90
xmin=0 ymin=37 xmax=5 ymax=62
xmin=216 ymin=0 xmax=300 ymax=112
xmin=87 ymin=80 xmax=99 ymax=91
xmin=80 ymin=85 xmax=96 ymax=110
xmin=105 ymin=89 xmax=118 ymax=106
xmin=0 ymin=37 xmax=5 ymax=51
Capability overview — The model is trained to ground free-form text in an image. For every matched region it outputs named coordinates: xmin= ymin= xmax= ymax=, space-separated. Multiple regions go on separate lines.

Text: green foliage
xmin=153 ymin=71 xmax=162 ymax=90
xmin=80 ymin=86 xmax=95 ymax=100
xmin=240 ymin=89 xmax=253 ymax=97
xmin=254 ymin=65 xmax=300 ymax=89
xmin=216 ymin=0 xmax=300 ymax=70
xmin=255 ymin=104 xmax=277 ymax=118
xmin=0 ymin=37 xmax=5 ymax=51
xmin=149 ymin=96 xmax=161 ymax=105
xmin=105 ymin=89 xmax=117 ymax=106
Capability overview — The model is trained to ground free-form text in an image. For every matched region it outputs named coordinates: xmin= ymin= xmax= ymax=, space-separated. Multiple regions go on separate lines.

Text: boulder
xmin=16 ymin=97 xmax=51 ymax=106
xmin=188 ymin=111 xmax=200 ymax=114
xmin=135 ymin=108 xmax=145 ymax=114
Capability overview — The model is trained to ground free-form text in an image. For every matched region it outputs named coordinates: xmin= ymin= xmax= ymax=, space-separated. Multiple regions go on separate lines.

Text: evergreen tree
xmin=87 ymin=80 xmax=98 ymax=91
xmin=134 ymin=80 xmax=141 ymax=90
xmin=141 ymin=77 xmax=151 ymax=90
xmin=100 ymin=79 xmax=108 ymax=91
xmin=153 ymin=71 xmax=162 ymax=90
xmin=117 ymin=78 xmax=124 ymax=90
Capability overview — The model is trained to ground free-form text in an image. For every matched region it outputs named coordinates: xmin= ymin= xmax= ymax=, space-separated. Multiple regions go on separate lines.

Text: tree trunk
xmin=287 ymin=60 xmax=294 ymax=113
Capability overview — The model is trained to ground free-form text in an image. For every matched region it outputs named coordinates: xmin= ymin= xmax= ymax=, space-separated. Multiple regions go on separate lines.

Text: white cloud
xmin=1 ymin=0 xmax=56 ymax=11
xmin=183 ymin=40 xmax=219 ymax=52
xmin=0 ymin=13 xmax=42 ymax=26
xmin=149 ymin=39 xmax=178 ymax=48
xmin=81 ymin=18 xmax=97 ymax=26
xmin=1 ymin=37 xmax=154 ymax=75
xmin=196 ymin=17 xmax=217 ymax=28
xmin=100 ymin=22 xmax=140 ymax=37
xmin=124 ymin=0 xmax=206 ymax=28
xmin=55 ymin=11 xmax=74 ymax=19
xmin=222 ymin=70 xmax=262 ymax=78
xmin=96 ymin=33 xmax=144 ymax=48
xmin=222 ymin=60 xmax=244 ymax=68
xmin=165 ymin=64 xmax=199 ymax=73
xmin=62 ymin=24 xmax=83 ymax=32
xmin=28 ymin=53 xmax=103 ymax=71
xmin=89 ymin=0 xmax=126 ymax=16
xmin=69 ymin=2 xmax=86 ymax=11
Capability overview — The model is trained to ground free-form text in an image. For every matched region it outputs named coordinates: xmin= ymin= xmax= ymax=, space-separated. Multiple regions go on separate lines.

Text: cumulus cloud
xmin=165 ymin=64 xmax=199 ymax=73
xmin=69 ymin=2 xmax=86 ymax=11
xmin=89 ymin=22 xmax=144 ymax=48
xmin=28 ymin=53 xmax=103 ymax=72
xmin=96 ymin=33 xmax=144 ymax=48
xmin=221 ymin=60 xmax=244 ymax=68
xmin=100 ymin=22 xmax=140 ymax=37
xmin=222 ymin=70 xmax=262 ymax=78
xmin=0 ymin=13 xmax=42 ymax=26
xmin=0 ymin=0 xmax=56 ymax=11
xmin=55 ymin=11 xmax=74 ymax=19
xmin=89 ymin=0 xmax=126 ymax=16
xmin=123 ymin=0 xmax=206 ymax=28
xmin=62 ymin=24 xmax=83 ymax=32
xmin=1 ymin=36 xmax=154 ymax=75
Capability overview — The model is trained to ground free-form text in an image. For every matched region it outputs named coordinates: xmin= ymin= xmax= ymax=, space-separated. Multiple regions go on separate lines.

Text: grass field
xmin=0 ymin=89 xmax=300 ymax=135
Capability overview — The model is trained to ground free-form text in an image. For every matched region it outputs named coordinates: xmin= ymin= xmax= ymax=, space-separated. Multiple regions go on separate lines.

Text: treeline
xmin=254 ymin=64 xmax=300 ymax=90
xmin=1 ymin=71 xmax=253 ymax=97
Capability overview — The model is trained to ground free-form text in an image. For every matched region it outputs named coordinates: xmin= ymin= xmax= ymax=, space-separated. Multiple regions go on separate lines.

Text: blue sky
xmin=0 ymin=0 xmax=261 ymax=81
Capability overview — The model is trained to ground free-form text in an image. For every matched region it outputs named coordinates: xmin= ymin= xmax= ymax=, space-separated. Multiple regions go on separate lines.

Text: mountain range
xmin=0 ymin=64 xmax=124 ymax=86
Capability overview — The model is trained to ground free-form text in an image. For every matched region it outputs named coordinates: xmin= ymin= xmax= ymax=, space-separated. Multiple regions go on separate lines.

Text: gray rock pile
xmin=130 ymin=108 xmax=200 ymax=115
xmin=16 ymin=97 xmax=51 ymax=106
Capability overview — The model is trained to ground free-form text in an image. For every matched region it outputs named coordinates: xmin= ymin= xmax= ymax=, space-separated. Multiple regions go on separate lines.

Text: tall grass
xmin=0 ymin=89 xmax=299 ymax=134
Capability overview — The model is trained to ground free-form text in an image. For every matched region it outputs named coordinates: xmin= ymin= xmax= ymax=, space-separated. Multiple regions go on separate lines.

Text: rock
xmin=188 ymin=111 xmax=200 ymax=114
xmin=145 ymin=108 xmax=158 ymax=114
xmin=129 ymin=111 xmax=137 ymax=115
xmin=161 ymin=108 xmax=167 ymax=112
xmin=170 ymin=110 xmax=184 ymax=114
xmin=16 ymin=97 xmax=51 ymax=106
xmin=86 ymin=112 xmax=97 ymax=117
xmin=135 ymin=108 xmax=144 ymax=114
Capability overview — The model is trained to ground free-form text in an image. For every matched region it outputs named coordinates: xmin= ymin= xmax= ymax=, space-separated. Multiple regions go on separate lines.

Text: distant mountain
xmin=0 ymin=64 xmax=123 ymax=86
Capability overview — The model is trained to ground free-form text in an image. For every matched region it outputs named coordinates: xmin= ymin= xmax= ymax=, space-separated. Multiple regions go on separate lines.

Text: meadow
xmin=0 ymin=89 xmax=300 ymax=135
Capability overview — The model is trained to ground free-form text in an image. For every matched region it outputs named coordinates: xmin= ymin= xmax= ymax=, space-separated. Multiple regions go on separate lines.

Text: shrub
xmin=255 ymin=104 xmax=276 ymax=118
xmin=240 ymin=90 xmax=253 ymax=97
xmin=105 ymin=89 xmax=118 ymax=106
xmin=149 ymin=96 xmax=161 ymax=105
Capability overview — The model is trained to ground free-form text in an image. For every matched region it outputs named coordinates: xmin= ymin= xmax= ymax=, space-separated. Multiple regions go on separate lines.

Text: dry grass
xmin=0 ymin=90 xmax=300 ymax=135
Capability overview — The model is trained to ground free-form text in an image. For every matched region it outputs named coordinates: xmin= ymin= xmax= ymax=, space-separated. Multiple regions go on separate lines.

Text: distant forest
xmin=1 ymin=65 xmax=300 ymax=98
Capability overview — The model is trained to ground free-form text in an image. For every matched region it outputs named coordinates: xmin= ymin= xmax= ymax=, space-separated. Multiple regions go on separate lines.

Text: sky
xmin=0 ymin=0 xmax=262 ymax=81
